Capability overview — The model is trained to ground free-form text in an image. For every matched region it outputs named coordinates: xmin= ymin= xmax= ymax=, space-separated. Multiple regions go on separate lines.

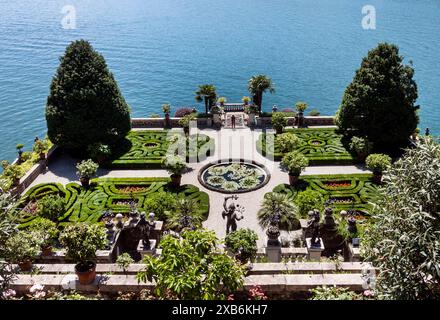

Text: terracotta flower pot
xmin=18 ymin=260 xmax=33 ymax=272
xmin=170 ymin=174 xmax=182 ymax=188
xmin=41 ymin=246 xmax=53 ymax=257
xmin=289 ymin=174 xmax=299 ymax=186
xmin=75 ymin=261 xmax=97 ymax=285
xmin=80 ymin=177 xmax=90 ymax=188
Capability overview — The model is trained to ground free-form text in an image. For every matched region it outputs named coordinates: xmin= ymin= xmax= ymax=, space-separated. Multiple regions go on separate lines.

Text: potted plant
xmin=178 ymin=114 xmax=196 ymax=135
xmin=281 ymin=151 xmax=309 ymax=185
xmin=271 ymin=112 xmax=288 ymax=135
xmin=217 ymin=97 xmax=227 ymax=107
xmin=87 ymin=143 xmax=111 ymax=166
xmin=33 ymin=139 xmax=48 ymax=160
xmin=3 ymin=165 xmax=21 ymax=186
xmin=295 ymin=102 xmax=308 ymax=127
xmin=29 ymin=218 xmax=59 ymax=256
xmin=161 ymin=155 xmax=187 ymax=187
xmin=366 ymin=153 xmax=392 ymax=184
xmin=116 ymin=252 xmax=134 ymax=276
xmin=16 ymin=144 xmax=24 ymax=163
xmin=162 ymin=104 xmax=171 ymax=128
xmin=242 ymin=96 xmax=251 ymax=106
xmin=37 ymin=194 xmax=65 ymax=222
xmin=5 ymin=230 xmax=43 ymax=271
xmin=224 ymin=228 xmax=258 ymax=264
xmin=275 ymin=132 xmax=300 ymax=153
xmin=76 ymin=159 xmax=99 ymax=188
xmin=349 ymin=136 xmax=373 ymax=162
xmin=59 ymin=223 xmax=107 ymax=285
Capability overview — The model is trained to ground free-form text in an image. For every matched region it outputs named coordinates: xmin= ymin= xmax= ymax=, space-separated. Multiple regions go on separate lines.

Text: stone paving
xmin=26 ymin=127 xmax=370 ymax=248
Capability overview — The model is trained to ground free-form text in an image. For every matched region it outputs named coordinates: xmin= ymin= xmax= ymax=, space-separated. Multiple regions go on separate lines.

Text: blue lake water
xmin=0 ymin=0 xmax=439 ymax=161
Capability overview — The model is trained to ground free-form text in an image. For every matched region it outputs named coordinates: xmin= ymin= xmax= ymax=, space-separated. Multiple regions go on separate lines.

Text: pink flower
xmin=2 ymin=289 xmax=16 ymax=299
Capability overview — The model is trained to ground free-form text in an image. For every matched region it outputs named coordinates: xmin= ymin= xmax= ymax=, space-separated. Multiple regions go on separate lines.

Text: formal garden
xmin=1 ymin=40 xmax=439 ymax=301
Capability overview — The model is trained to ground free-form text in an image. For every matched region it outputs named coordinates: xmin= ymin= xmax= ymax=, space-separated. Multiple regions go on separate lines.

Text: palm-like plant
xmin=166 ymin=198 xmax=203 ymax=231
xmin=195 ymin=84 xmax=217 ymax=114
xmin=257 ymin=192 xmax=300 ymax=231
xmin=247 ymin=75 xmax=275 ymax=114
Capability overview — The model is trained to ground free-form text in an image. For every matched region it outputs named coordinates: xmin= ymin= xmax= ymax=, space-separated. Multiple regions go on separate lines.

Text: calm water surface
xmin=0 ymin=0 xmax=439 ymax=161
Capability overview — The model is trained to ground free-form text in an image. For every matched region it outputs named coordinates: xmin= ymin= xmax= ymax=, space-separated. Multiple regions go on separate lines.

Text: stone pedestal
xmin=137 ymin=240 xmax=157 ymax=258
xmin=306 ymin=238 xmax=324 ymax=261
xmin=266 ymin=245 xmax=281 ymax=263
xmin=347 ymin=243 xmax=360 ymax=262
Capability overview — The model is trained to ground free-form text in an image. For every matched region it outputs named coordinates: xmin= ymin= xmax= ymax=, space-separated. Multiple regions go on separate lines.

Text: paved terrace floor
xmin=26 ymin=127 xmax=370 ymax=248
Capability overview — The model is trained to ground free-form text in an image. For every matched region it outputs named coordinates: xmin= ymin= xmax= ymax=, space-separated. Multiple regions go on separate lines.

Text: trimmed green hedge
xmin=269 ymin=174 xmax=379 ymax=215
xmin=257 ymin=128 xmax=354 ymax=165
xmin=110 ymin=130 xmax=214 ymax=169
xmin=17 ymin=178 xmax=210 ymax=228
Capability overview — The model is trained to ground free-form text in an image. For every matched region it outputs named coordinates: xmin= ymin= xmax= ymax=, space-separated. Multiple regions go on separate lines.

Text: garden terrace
xmin=269 ymin=174 xmax=379 ymax=216
xmin=17 ymin=177 xmax=210 ymax=228
xmin=110 ymin=130 xmax=214 ymax=169
xmin=257 ymin=128 xmax=354 ymax=165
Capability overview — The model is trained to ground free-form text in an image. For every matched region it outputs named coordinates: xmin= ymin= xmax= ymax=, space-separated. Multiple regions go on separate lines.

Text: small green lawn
xmin=17 ymin=178 xmax=210 ymax=228
xmin=257 ymin=128 xmax=354 ymax=165
xmin=110 ymin=130 xmax=214 ymax=169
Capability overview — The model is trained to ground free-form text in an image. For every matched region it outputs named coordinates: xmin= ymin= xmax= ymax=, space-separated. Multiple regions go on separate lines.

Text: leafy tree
xmin=335 ymin=43 xmax=419 ymax=150
xmin=248 ymin=75 xmax=275 ymax=114
xmin=225 ymin=228 xmax=258 ymax=263
xmin=362 ymin=137 xmax=440 ymax=299
xmin=258 ymin=192 xmax=300 ymax=231
xmin=46 ymin=40 xmax=131 ymax=154
xmin=137 ymin=229 xmax=245 ymax=300
xmin=195 ymin=84 xmax=217 ymax=114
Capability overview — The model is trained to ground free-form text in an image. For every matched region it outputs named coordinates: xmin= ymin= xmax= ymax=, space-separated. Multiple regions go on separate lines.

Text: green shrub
xmin=308 ymin=109 xmax=320 ymax=116
xmin=116 ymin=253 xmax=134 ymax=274
xmin=178 ymin=114 xmax=196 ymax=128
xmin=294 ymin=190 xmax=325 ymax=219
xmin=144 ymin=191 xmax=177 ymax=220
xmin=271 ymin=113 xmax=288 ymax=133
xmin=3 ymin=165 xmax=21 ymax=184
xmin=225 ymin=228 xmax=258 ymax=263
xmin=365 ymin=154 xmax=392 ymax=175
xmin=275 ymin=133 xmax=300 ymax=153
xmin=161 ymin=155 xmax=187 ymax=176
xmin=310 ymin=286 xmax=364 ymax=300
xmin=76 ymin=159 xmax=99 ymax=179
xmin=28 ymin=218 xmax=59 ymax=248
xmin=87 ymin=143 xmax=111 ymax=162
xmin=281 ymin=151 xmax=309 ymax=176
xmin=5 ymin=230 xmax=42 ymax=264
xmin=258 ymin=192 xmax=300 ymax=231
xmin=165 ymin=198 xmax=203 ymax=230
xmin=59 ymin=223 xmax=107 ymax=266
xmin=349 ymin=136 xmax=373 ymax=159
xmin=37 ymin=194 xmax=65 ymax=221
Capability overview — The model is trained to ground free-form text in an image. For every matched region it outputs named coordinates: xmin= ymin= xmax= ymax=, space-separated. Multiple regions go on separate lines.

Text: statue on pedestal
xmin=222 ymin=195 xmax=244 ymax=234
xmin=307 ymin=210 xmax=321 ymax=247
xmin=138 ymin=212 xmax=156 ymax=250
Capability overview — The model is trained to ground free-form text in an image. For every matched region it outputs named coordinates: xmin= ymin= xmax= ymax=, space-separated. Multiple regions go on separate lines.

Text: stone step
xmin=10 ymin=273 xmax=365 ymax=294
xmin=11 ymin=262 xmax=373 ymax=276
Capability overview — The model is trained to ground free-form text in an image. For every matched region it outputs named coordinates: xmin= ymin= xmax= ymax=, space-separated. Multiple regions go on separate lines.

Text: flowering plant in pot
xmin=281 ymin=151 xmax=309 ymax=185
xmin=161 ymin=155 xmax=187 ymax=188
xmin=76 ymin=159 xmax=99 ymax=188
xmin=295 ymin=101 xmax=308 ymax=127
xmin=59 ymin=223 xmax=107 ymax=285
xmin=5 ymin=230 xmax=43 ymax=271
xmin=349 ymin=136 xmax=373 ymax=162
xmin=271 ymin=112 xmax=288 ymax=135
xmin=33 ymin=139 xmax=48 ymax=160
xmin=28 ymin=218 xmax=59 ymax=256
xmin=162 ymin=104 xmax=171 ymax=127
xmin=366 ymin=153 xmax=392 ymax=184
xmin=87 ymin=143 xmax=111 ymax=166
xmin=242 ymin=96 xmax=251 ymax=106
xmin=217 ymin=97 xmax=227 ymax=106
xmin=16 ymin=144 xmax=24 ymax=163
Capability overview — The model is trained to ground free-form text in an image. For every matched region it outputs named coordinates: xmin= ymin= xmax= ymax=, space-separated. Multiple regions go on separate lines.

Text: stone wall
xmin=257 ymin=116 xmax=335 ymax=127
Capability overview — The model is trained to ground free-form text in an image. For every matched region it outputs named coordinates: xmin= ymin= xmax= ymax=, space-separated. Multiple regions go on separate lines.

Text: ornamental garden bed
xmin=256 ymin=128 xmax=354 ymax=165
xmin=17 ymin=178 xmax=210 ymax=228
xmin=110 ymin=130 xmax=214 ymax=169
xmin=269 ymin=174 xmax=379 ymax=216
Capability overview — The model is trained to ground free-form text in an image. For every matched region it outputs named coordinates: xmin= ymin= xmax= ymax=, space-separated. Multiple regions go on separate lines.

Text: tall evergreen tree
xmin=335 ymin=43 xmax=419 ymax=150
xmin=46 ymin=40 xmax=131 ymax=153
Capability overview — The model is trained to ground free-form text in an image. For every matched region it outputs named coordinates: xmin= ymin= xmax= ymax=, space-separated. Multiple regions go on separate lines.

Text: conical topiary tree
xmin=45 ymin=40 xmax=131 ymax=154
xmin=335 ymin=43 xmax=419 ymax=150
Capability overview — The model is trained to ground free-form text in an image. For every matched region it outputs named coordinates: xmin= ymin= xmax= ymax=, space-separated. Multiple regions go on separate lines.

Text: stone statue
xmin=115 ymin=213 xmax=124 ymax=229
xmin=323 ymin=207 xmax=336 ymax=228
xmin=307 ymin=210 xmax=321 ymax=247
xmin=222 ymin=195 xmax=244 ymax=234
xmin=138 ymin=212 xmax=155 ymax=250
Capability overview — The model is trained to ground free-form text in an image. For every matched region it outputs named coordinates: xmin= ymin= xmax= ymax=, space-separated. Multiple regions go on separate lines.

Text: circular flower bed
xmin=199 ymin=160 xmax=270 ymax=193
